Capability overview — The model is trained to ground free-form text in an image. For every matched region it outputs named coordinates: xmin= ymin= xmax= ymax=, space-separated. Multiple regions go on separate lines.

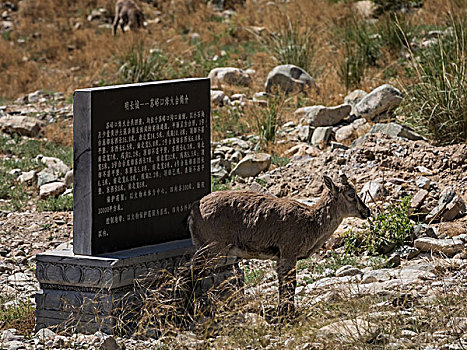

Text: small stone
xmin=39 ymin=156 xmax=70 ymax=175
xmin=27 ymin=90 xmax=42 ymax=103
xmin=208 ymin=67 xmax=252 ymax=88
xmin=442 ymin=195 xmax=466 ymax=222
xmin=413 ymin=224 xmax=437 ymax=238
xmin=8 ymin=272 xmax=30 ymax=284
xmin=311 ymin=126 xmax=333 ymax=148
xmin=335 ymin=265 xmax=362 ymax=277
xmin=17 ymin=170 xmax=36 ymax=184
xmin=100 ymin=336 xmax=121 ymax=350
xmin=344 ymin=89 xmax=368 ymax=111
xmin=297 ymin=125 xmax=314 ymax=142
xmin=37 ymin=169 xmax=58 ymax=187
xmin=35 ymin=328 xmax=56 ymax=341
xmin=411 ymin=189 xmax=428 ymax=209
xmin=395 ymin=245 xmax=420 ymax=260
xmin=414 ymin=237 xmax=464 ymax=256
xmin=39 ymin=182 xmax=66 ymax=199
xmin=64 ymin=170 xmax=73 ymax=187
xmin=385 ymin=253 xmax=401 ymax=268
xmin=416 ymin=165 xmax=432 ymax=175
xmin=211 ymin=90 xmax=227 ymax=106
xmin=231 ymin=153 xmax=271 ymax=178
xmin=415 ymin=176 xmax=431 ymax=189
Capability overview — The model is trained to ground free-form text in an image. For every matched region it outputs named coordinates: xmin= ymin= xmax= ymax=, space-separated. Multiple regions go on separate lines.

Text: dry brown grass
xmin=43 ymin=119 xmax=73 ymax=147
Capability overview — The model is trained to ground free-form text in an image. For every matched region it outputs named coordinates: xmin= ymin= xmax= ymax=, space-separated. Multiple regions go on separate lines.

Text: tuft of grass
xmin=37 ymin=195 xmax=73 ymax=212
xmin=338 ymin=18 xmax=381 ymax=91
xmin=271 ymin=154 xmax=290 ymax=167
xmin=343 ymin=197 xmax=414 ymax=255
xmin=252 ymin=93 xmax=286 ymax=147
xmin=0 ymin=296 xmax=35 ymax=337
xmin=398 ymin=13 xmax=467 ymax=145
xmin=118 ymin=43 xmax=170 ymax=84
xmin=257 ymin=20 xmax=315 ymax=74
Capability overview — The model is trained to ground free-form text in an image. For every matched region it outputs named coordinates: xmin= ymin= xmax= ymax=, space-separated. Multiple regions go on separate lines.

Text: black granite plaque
xmin=73 ymin=78 xmax=211 ymax=255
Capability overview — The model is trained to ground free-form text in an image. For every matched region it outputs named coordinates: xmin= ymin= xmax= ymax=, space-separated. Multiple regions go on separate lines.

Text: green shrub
xmin=344 ymin=197 xmax=414 ymax=255
xmin=257 ymin=20 xmax=315 ymax=74
xmin=271 ymin=155 xmax=290 ymax=167
xmin=398 ymin=14 xmax=467 ymax=145
xmin=0 ymin=297 xmax=35 ymax=336
xmin=211 ymin=176 xmax=231 ymax=192
xmin=38 ymin=195 xmax=73 ymax=212
xmin=118 ymin=44 xmax=170 ymax=84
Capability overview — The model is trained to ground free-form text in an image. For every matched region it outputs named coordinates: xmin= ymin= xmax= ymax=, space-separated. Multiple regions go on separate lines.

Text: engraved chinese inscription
xmin=73 ymin=78 xmax=210 ymax=255
xmin=95 ymin=109 xmax=207 ymax=233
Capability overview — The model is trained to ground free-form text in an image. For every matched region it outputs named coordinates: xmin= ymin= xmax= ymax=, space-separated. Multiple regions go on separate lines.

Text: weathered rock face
xmin=352 ymin=122 xmax=424 ymax=147
xmin=295 ymin=104 xmax=351 ymax=127
xmin=231 ymin=153 xmax=271 ymax=178
xmin=0 ymin=115 xmax=44 ymax=137
xmin=208 ymin=67 xmax=252 ymax=88
xmin=414 ymin=237 xmax=464 ymax=256
xmin=344 ymin=89 xmax=368 ymax=108
xmin=354 ymin=84 xmax=403 ymax=120
xmin=39 ymin=182 xmax=66 ymax=199
xmin=426 ymin=187 xmax=466 ymax=222
xmin=265 ymin=65 xmax=314 ymax=94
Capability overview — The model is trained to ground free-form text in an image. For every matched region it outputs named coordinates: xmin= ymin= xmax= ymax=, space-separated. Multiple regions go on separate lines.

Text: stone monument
xmin=35 ymin=78 xmax=239 ymax=333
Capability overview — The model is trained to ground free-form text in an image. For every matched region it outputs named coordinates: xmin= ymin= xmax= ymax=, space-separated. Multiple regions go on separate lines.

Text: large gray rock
xmin=37 ymin=169 xmax=58 ymax=187
xmin=265 ymin=64 xmax=313 ymax=94
xmin=352 ymin=122 xmax=424 ymax=147
xmin=414 ymin=237 xmax=464 ymax=256
xmin=39 ymin=181 xmax=66 ymax=199
xmin=295 ymin=104 xmax=351 ymax=127
xmin=426 ymin=187 xmax=466 ymax=222
xmin=354 ymin=84 xmax=403 ymax=120
xmin=370 ymin=122 xmax=424 ymax=140
xmin=0 ymin=115 xmax=44 ymax=137
xmin=208 ymin=67 xmax=252 ymax=88
xmin=231 ymin=153 xmax=271 ymax=178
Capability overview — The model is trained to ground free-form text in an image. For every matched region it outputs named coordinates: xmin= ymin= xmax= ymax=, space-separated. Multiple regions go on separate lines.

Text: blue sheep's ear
xmin=338 ymin=172 xmax=348 ymax=185
xmin=323 ymin=175 xmax=337 ymax=194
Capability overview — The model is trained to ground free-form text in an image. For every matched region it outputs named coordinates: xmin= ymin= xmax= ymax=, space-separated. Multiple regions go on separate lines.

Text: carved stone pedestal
xmin=35 ymin=239 xmax=240 ymax=334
